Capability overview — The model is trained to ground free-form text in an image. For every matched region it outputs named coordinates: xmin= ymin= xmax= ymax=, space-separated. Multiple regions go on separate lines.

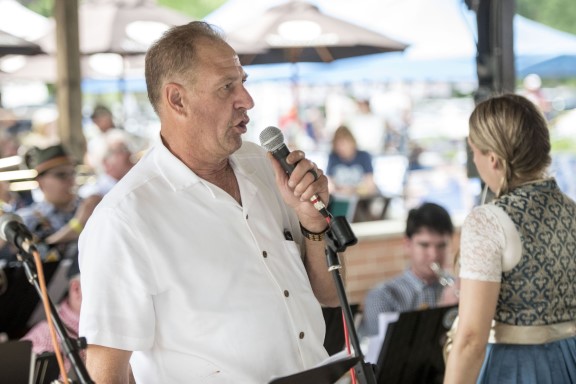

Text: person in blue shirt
xmin=327 ymin=125 xmax=377 ymax=196
xmin=326 ymin=125 xmax=382 ymax=221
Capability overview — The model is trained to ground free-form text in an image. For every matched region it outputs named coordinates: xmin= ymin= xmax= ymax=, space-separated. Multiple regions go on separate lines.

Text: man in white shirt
xmin=79 ymin=21 xmax=339 ymax=384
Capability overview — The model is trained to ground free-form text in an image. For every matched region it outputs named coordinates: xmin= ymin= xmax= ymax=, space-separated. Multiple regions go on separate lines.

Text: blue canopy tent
xmin=519 ymin=55 xmax=576 ymax=79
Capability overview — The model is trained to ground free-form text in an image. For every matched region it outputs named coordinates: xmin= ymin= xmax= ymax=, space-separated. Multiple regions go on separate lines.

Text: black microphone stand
xmin=325 ymin=215 xmax=377 ymax=384
xmin=18 ymin=250 xmax=94 ymax=384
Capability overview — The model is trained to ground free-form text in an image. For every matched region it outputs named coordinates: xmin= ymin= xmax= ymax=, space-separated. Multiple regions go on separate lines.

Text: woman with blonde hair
xmin=444 ymin=94 xmax=576 ymax=383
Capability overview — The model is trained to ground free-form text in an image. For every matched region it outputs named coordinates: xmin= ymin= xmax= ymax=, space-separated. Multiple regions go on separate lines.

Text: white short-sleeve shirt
xmin=459 ymin=204 xmax=523 ymax=282
xmin=79 ymin=140 xmax=328 ymax=383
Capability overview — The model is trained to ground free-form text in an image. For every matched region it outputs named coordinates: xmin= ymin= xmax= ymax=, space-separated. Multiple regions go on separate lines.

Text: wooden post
xmin=54 ymin=0 xmax=86 ymax=163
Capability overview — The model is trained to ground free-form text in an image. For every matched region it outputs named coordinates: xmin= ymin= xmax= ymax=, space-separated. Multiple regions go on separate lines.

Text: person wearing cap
xmin=6 ymin=144 xmax=101 ymax=261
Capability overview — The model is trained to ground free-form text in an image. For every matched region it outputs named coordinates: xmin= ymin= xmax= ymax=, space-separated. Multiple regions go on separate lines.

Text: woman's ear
xmin=489 ymin=152 xmax=502 ymax=170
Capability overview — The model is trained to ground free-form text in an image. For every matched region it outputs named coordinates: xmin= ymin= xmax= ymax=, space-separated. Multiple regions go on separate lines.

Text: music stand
xmin=33 ymin=352 xmax=60 ymax=384
xmin=269 ymin=355 xmax=360 ymax=384
xmin=0 ymin=260 xmax=62 ymax=339
xmin=0 ymin=340 xmax=35 ymax=384
xmin=322 ymin=304 xmax=360 ymax=356
xmin=376 ymin=305 xmax=458 ymax=384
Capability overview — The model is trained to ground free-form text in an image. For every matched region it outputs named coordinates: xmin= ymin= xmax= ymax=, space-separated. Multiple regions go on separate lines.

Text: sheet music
xmin=313 ymin=349 xmax=350 ymax=368
xmin=364 ymin=312 xmax=399 ymax=364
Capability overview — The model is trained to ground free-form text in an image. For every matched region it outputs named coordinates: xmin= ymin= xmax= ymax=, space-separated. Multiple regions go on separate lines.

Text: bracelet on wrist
xmin=68 ymin=218 xmax=83 ymax=234
xmin=299 ymin=223 xmax=329 ymax=241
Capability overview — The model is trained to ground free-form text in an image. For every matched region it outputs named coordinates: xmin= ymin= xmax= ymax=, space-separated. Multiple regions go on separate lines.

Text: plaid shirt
xmin=360 ymin=270 xmax=444 ymax=336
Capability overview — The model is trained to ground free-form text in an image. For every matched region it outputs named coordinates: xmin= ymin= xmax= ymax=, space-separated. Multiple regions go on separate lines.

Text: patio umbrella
xmin=0 ymin=53 xmax=144 ymax=82
xmin=36 ymin=0 xmax=192 ymax=56
xmin=0 ymin=0 xmax=51 ymax=42
xmin=221 ymin=0 xmax=407 ymax=125
xmin=0 ymin=30 xmax=43 ymax=56
xmin=26 ymin=0 xmax=192 ymax=121
xmin=225 ymin=0 xmax=408 ymax=65
xmin=10 ymin=0 xmax=191 ymax=87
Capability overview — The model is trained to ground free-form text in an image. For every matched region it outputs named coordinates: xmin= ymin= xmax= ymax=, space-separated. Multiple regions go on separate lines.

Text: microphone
xmin=259 ymin=126 xmax=329 ymax=217
xmin=0 ymin=213 xmax=36 ymax=254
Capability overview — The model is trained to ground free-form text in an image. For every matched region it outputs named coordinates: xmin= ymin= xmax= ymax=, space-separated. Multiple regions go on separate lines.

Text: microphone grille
xmin=259 ymin=126 xmax=284 ymax=152
xmin=0 ymin=213 xmax=23 ymax=241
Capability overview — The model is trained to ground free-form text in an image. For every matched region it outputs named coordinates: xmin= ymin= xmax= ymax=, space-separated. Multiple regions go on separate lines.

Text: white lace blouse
xmin=459 ymin=204 xmax=523 ymax=282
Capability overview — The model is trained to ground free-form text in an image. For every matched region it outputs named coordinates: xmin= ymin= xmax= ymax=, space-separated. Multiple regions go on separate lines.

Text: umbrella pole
xmin=290 ymin=62 xmax=300 ymax=120
xmin=118 ymin=56 xmax=127 ymax=125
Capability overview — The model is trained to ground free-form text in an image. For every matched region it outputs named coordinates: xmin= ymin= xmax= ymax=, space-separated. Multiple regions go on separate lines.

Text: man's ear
xmin=164 ymin=83 xmax=187 ymax=116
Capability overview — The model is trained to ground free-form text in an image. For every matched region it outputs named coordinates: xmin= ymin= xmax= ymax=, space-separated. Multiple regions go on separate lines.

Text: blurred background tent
xmin=221 ymin=0 xmax=408 ymax=118
xmin=0 ymin=30 xmax=43 ymax=56
xmin=225 ymin=0 xmax=408 ymax=65
xmin=36 ymin=0 xmax=192 ymax=56
xmin=205 ymin=0 xmax=576 ymax=83
xmin=0 ymin=0 xmax=51 ymax=41
xmin=2 ymin=0 xmax=193 ymax=85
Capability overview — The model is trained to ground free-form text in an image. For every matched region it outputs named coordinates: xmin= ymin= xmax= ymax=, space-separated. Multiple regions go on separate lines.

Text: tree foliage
xmin=157 ymin=0 xmax=226 ymax=18
xmin=517 ymin=0 xmax=576 ymax=35
xmin=19 ymin=0 xmax=576 ymax=35
xmin=20 ymin=0 xmax=226 ymax=18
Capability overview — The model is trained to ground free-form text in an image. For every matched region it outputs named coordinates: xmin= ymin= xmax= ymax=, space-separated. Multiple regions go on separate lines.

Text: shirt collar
xmin=152 ymin=136 xmax=254 ymax=192
xmin=153 ymin=137 xmax=203 ymax=191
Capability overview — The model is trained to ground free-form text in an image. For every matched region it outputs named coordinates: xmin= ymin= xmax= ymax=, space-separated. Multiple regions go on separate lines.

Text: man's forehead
xmin=412 ymin=230 xmax=451 ymax=241
xmin=208 ymin=51 xmax=243 ymax=70
xmin=198 ymin=39 xmax=239 ymax=63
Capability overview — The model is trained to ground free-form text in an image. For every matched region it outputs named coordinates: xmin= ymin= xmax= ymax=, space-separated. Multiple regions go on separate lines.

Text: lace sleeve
xmin=459 ymin=205 xmax=505 ymax=282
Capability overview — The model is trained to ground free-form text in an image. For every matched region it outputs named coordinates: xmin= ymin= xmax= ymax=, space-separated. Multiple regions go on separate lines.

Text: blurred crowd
xmin=0 ymin=103 xmax=149 ymax=376
xmin=0 ymin=103 xmax=148 ymax=256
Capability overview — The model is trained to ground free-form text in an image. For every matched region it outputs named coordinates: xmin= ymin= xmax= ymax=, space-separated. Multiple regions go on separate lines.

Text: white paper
xmin=364 ymin=312 xmax=399 ymax=364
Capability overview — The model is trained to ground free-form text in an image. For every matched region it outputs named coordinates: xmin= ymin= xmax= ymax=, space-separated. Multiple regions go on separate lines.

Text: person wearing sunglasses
xmin=0 ymin=145 xmax=101 ymax=262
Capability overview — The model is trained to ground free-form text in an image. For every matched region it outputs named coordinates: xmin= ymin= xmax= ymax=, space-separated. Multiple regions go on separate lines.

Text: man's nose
xmin=428 ymin=246 xmax=443 ymax=260
xmin=237 ymin=85 xmax=255 ymax=110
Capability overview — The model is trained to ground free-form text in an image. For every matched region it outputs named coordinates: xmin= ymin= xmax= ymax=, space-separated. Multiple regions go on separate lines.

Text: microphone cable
xmin=342 ymin=310 xmax=358 ymax=384
xmin=27 ymin=248 xmax=69 ymax=384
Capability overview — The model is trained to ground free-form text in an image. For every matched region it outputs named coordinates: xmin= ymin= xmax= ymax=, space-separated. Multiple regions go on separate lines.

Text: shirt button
xmin=262 ymin=251 xmax=268 ymax=258
xmin=299 ymin=332 xmax=305 ymax=339
xmin=245 ymin=214 xmax=249 ymax=220
xmin=284 ymin=290 xmax=290 ymax=297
